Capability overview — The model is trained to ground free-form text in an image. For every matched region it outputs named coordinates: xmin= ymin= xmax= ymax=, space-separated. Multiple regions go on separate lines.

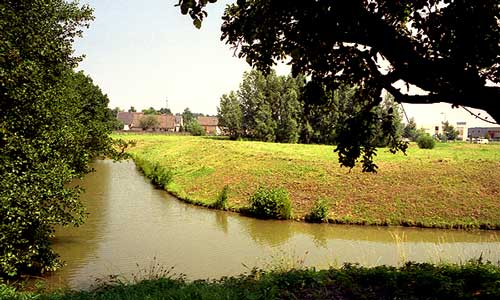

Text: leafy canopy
xmin=178 ymin=0 xmax=500 ymax=169
xmin=1 ymin=0 xmax=128 ymax=277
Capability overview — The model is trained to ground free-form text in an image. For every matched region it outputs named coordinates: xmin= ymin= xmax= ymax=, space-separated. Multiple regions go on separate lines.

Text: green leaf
xmin=193 ymin=18 xmax=202 ymax=29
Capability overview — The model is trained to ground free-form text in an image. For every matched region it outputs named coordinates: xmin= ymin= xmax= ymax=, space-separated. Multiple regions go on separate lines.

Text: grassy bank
xmin=3 ymin=261 xmax=500 ymax=299
xmin=116 ymin=134 xmax=500 ymax=229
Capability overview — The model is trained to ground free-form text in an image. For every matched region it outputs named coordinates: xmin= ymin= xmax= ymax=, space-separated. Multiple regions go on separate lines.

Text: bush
xmin=416 ymin=134 xmax=436 ymax=149
xmin=185 ymin=121 xmax=206 ymax=136
xmin=305 ymin=198 xmax=330 ymax=223
xmin=134 ymin=157 xmax=173 ymax=188
xmin=249 ymin=187 xmax=292 ymax=219
xmin=213 ymin=185 xmax=229 ymax=210
xmin=150 ymin=164 xmax=173 ymax=188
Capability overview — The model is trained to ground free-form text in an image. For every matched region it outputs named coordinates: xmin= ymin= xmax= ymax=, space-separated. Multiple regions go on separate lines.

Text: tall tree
xmin=253 ymin=101 xmax=276 ymax=142
xmin=178 ymin=0 xmax=500 ymax=170
xmin=0 ymin=1 xmax=125 ymax=277
xmin=238 ymin=70 xmax=267 ymax=136
xmin=235 ymin=70 xmax=303 ymax=143
xmin=111 ymin=107 xmax=123 ymax=116
xmin=301 ymin=83 xmax=357 ymax=145
xmin=182 ymin=107 xmax=195 ymax=124
xmin=441 ymin=121 xmax=459 ymax=141
xmin=403 ymin=118 xmax=419 ymax=142
xmin=217 ymin=91 xmax=243 ymax=139
xmin=273 ymin=76 xmax=304 ymax=143
xmin=159 ymin=107 xmax=172 ymax=115
xmin=142 ymin=107 xmax=159 ymax=115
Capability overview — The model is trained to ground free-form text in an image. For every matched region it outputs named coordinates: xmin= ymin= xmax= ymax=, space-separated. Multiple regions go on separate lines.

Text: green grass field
xmin=116 ymin=134 xmax=500 ymax=229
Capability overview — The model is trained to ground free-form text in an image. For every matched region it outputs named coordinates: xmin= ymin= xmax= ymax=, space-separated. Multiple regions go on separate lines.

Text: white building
xmin=418 ymin=121 xmax=467 ymax=141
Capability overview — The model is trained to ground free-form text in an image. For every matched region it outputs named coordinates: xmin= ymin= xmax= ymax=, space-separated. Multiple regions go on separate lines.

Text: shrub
xmin=305 ymin=198 xmax=330 ymax=223
xmin=150 ymin=164 xmax=173 ymax=188
xmin=134 ymin=157 xmax=173 ymax=188
xmin=416 ymin=134 xmax=436 ymax=149
xmin=185 ymin=121 xmax=206 ymax=136
xmin=249 ymin=187 xmax=292 ymax=219
xmin=213 ymin=185 xmax=229 ymax=210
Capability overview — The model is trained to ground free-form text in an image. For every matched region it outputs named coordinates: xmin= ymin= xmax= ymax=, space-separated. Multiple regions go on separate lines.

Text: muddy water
xmin=45 ymin=160 xmax=499 ymax=290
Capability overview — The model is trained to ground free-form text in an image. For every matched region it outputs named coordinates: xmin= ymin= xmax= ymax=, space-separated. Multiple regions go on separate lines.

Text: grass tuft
xmin=305 ymin=198 xmax=330 ymax=223
xmin=213 ymin=185 xmax=229 ymax=210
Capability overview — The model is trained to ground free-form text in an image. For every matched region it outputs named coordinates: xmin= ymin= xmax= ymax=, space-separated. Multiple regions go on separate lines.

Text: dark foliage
xmin=0 ymin=1 xmax=127 ymax=277
xmin=178 ymin=0 xmax=500 ymax=170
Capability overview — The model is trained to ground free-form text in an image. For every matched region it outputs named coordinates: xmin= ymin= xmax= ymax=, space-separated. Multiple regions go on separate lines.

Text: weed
xmin=305 ymin=198 xmax=330 ymax=223
xmin=248 ymin=187 xmax=293 ymax=219
xmin=134 ymin=156 xmax=173 ymax=188
xmin=4 ymin=261 xmax=500 ymax=299
xmin=213 ymin=185 xmax=229 ymax=210
xmin=258 ymin=250 xmax=309 ymax=273
xmin=130 ymin=258 xmax=182 ymax=283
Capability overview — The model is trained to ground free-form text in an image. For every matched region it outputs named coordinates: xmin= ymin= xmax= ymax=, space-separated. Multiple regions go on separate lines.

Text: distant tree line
xmin=111 ymin=106 xmax=172 ymax=115
xmin=402 ymin=118 xmax=460 ymax=143
xmin=218 ymin=70 xmax=403 ymax=150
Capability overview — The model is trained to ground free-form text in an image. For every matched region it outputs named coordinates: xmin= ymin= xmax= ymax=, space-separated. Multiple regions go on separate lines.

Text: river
xmin=45 ymin=160 xmax=499 ymax=290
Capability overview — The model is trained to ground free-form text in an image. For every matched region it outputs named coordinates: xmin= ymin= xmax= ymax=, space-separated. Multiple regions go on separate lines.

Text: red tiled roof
xmin=131 ymin=112 xmax=144 ymax=127
xmin=158 ymin=114 xmax=176 ymax=129
xmin=116 ymin=112 xmax=134 ymax=125
xmin=118 ymin=112 xmax=177 ymax=129
xmin=197 ymin=116 xmax=218 ymax=126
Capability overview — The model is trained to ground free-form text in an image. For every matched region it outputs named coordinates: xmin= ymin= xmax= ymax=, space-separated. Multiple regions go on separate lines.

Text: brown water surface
xmin=45 ymin=160 xmax=499 ymax=290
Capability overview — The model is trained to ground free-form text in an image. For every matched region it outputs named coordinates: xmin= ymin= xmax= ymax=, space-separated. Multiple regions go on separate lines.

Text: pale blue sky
xmin=75 ymin=0 xmax=495 ymax=127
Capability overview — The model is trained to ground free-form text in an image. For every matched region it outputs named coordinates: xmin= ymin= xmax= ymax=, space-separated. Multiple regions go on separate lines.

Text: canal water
xmin=45 ymin=160 xmax=499 ymax=290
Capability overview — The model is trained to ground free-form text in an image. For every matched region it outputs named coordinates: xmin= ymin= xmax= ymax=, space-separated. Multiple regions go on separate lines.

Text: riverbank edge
xmin=3 ymin=261 xmax=500 ymax=299
xmin=129 ymin=155 xmax=499 ymax=230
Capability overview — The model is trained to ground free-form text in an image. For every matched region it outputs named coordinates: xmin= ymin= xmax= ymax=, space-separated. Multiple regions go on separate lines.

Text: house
xmin=117 ymin=112 xmax=144 ymax=131
xmin=419 ymin=123 xmax=444 ymax=137
xmin=158 ymin=114 xmax=176 ymax=132
xmin=116 ymin=112 xmax=177 ymax=131
xmin=197 ymin=116 xmax=220 ymax=135
xmin=174 ymin=114 xmax=183 ymax=132
xmin=116 ymin=111 xmax=133 ymax=130
xmin=456 ymin=122 xmax=467 ymax=141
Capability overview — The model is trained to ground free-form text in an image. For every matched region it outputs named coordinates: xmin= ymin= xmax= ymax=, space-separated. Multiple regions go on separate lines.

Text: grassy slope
xmin=117 ymin=134 xmax=500 ymax=229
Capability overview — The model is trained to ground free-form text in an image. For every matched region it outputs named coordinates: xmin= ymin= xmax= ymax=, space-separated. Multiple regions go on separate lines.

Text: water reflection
xmin=214 ymin=211 xmax=228 ymax=234
xmin=243 ymin=218 xmax=293 ymax=247
xmin=45 ymin=160 xmax=500 ymax=290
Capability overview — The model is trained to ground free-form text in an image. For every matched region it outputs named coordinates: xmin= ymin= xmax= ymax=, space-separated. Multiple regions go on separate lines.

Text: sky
xmin=75 ymin=0 xmax=496 ymax=127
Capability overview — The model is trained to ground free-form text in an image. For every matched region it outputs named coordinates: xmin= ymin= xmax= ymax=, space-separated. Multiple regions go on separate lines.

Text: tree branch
xmin=460 ymin=106 xmax=500 ymax=125
xmin=384 ymin=84 xmax=443 ymax=104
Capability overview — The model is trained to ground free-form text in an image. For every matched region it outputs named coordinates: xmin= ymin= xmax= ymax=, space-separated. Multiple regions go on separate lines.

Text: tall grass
xmin=133 ymin=156 xmax=173 ymax=188
xmin=213 ymin=185 xmax=229 ymax=210
xmin=3 ymin=260 xmax=500 ymax=299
